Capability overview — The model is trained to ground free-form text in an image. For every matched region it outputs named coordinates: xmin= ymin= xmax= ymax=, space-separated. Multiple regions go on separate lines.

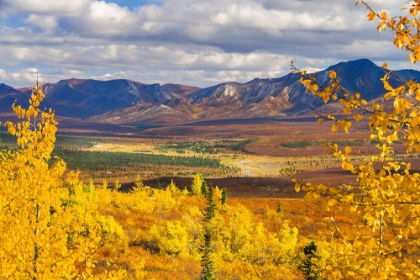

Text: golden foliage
xmin=191 ymin=173 xmax=205 ymax=195
xmin=0 ymin=85 xmax=97 ymax=278
xmin=291 ymin=1 xmax=420 ymax=278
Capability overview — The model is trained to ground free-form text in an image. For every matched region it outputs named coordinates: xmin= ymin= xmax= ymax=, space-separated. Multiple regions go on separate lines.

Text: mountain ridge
xmin=1 ymin=58 xmax=419 ymax=125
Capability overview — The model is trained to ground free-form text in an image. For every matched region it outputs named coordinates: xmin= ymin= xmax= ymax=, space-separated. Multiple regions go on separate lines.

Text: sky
xmin=0 ymin=0 xmax=417 ymax=88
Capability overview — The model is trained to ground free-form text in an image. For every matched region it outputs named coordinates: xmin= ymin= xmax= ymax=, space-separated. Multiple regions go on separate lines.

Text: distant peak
xmin=0 ymin=83 xmax=16 ymax=90
xmin=351 ymin=58 xmax=373 ymax=63
xmin=57 ymin=78 xmax=89 ymax=86
xmin=346 ymin=58 xmax=376 ymax=66
xmin=326 ymin=58 xmax=378 ymax=72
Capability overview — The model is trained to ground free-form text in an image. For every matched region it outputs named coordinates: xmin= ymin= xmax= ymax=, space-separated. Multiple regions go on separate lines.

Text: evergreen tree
xmin=200 ymin=228 xmax=215 ymax=280
xmin=201 ymin=183 xmax=216 ymax=280
xmin=204 ymin=185 xmax=216 ymax=222
xmin=201 ymin=180 xmax=208 ymax=197
xmin=277 ymin=201 xmax=282 ymax=213
xmin=302 ymin=241 xmax=320 ymax=280
xmin=221 ymin=188 xmax=227 ymax=205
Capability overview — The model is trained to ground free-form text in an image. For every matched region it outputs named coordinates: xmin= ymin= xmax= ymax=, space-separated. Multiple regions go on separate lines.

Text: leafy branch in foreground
xmin=292 ymin=1 xmax=420 ymax=279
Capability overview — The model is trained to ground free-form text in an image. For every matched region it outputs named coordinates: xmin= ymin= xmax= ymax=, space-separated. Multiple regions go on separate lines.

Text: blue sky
xmin=0 ymin=0 xmax=416 ymax=88
xmin=113 ymin=0 xmax=157 ymax=10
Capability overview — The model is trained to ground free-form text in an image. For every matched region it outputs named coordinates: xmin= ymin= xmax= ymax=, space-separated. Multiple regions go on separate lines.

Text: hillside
xmin=1 ymin=58 xmax=419 ymax=126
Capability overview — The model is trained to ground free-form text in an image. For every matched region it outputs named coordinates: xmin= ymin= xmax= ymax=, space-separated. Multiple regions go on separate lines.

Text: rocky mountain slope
xmin=0 ymin=83 xmax=29 ymax=112
xmin=2 ymin=59 xmax=420 ymax=125
xmin=15 ymin=79 xmax=200 ymax=119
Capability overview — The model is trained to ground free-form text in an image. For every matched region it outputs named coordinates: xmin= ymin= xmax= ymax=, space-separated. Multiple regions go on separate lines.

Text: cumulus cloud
xmin=4 ymin=0 xmax=92 ymax=16
xmin=0 ymin=67 xmax=40 ymax=87
xmin=211 ymin=4 xmax=346 ymax=31
xmin=0 ymin=0 xmax=416 ymax=88
xmin=25 ymin=14 xmax=58 ymax=31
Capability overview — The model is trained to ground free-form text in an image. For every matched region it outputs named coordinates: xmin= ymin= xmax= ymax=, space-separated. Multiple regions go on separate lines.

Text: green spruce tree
xmin=200 ymin=183 xmax=216 ymax=280
xmin=277 ymin=201 xmax=282 ymax=213
xmin=221 ymin=188 xmax=227 ymax=205
xmin=302 ymin=241 xmax=320 ymax=280
xmin=201 ymin=181 xmax=208 ymax=197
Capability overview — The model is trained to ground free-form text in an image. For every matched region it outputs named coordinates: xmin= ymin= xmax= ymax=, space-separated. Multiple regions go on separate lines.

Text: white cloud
xmin=331 ymin=39 xmax=400 ymax=60
xmin=302 ymin=66 xmax=322 ymax=74
xmin=87 ymin=1 xmax=135 ymax=26
xmin=0 ymin=67 xmax=40 ymax=87
xmin=5 ymin=0 xmax=92 ymax=16
xmin=0 ymin=68 xmax=12 ymax=80
xmin=0 ymin=0 xmax=416 ymax=88
xmin=25 ymin=14 xmax=58 ymax=31
xmin=211 ymin=4 xmax=346 ymax=31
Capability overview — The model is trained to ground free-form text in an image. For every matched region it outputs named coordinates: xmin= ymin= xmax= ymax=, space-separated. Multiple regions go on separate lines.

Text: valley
xmin=3 ymin=0 xmax=420 ymax=277
xmin=2 ymin=57 xmax=420 ymax=278
xmin=4 ymin=115 xmax=418 ymax=196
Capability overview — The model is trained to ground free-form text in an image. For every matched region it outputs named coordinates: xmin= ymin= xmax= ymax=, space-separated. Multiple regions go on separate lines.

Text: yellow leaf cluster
xmin=0 ymin=85 xmax=130 ymax=278
xmin=288 ymin=1 xmax=420 ymax=278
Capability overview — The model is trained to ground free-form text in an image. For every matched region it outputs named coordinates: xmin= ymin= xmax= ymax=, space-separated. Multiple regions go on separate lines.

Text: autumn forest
xmin=2 ymin=1 xmax=420 ymax=279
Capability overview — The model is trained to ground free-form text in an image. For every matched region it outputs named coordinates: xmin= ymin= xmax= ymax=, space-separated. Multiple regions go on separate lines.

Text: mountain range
xmin=1 ymin=58 xmax=419 ymax=126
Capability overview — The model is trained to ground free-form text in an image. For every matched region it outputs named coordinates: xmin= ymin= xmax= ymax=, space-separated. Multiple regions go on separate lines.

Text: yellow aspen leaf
xmin=317 ymin=118 xmax=324 ymax=125
xmin=377 ymin=21 xmax=386 ymax=33
xmin=408 ymin=53 xmax=416 ymax=63
xmin=329 ymin=143 xmax=338 ymax=152
xmin=353 ymin=114 xmax=363 ymax=121
xmin=367 ymin=11 xmax=376 ymax=21
xmin=395 ymin=38 xmax=404 ymax=48
xmin=388 ymin=18 xmax=396 ymax=28
xmin=292 ymin=178 xmax=301 ymax=192
xmin=382 ymin=62 xmax=388 ymax=69
xmin=405 ymin=162 xmax=412 ymax=175
xmin=342 ymin=121 xmax=352 ymax=133
xmin=404 ymin=99 xmax=413 ymax=109
xmin=303 ymin=79 xmax=312 ymax=86
xmin=332 ymin=123 xmax=338 ymax=132
xmin=384 ymin=91 xmax=394 ymax=100
xmin=383 ymin=82 xmax=393 ymax=90
xmin=345 ymin=146 xmax=352 ymax=154
xmin=294 ymin=182 xmax=301 ymax=192
xmin=380 ymin=11 xmax=387 ymax=21
xmin=394 ymin=98 xmax=402 ymax=112
xmin=329 ymin=70 xmax=337 ymax=79
xmin=410 ymin=117 xmax=420 ymax=127
xmin=343 ymin=107 xmax=351 ymax=115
